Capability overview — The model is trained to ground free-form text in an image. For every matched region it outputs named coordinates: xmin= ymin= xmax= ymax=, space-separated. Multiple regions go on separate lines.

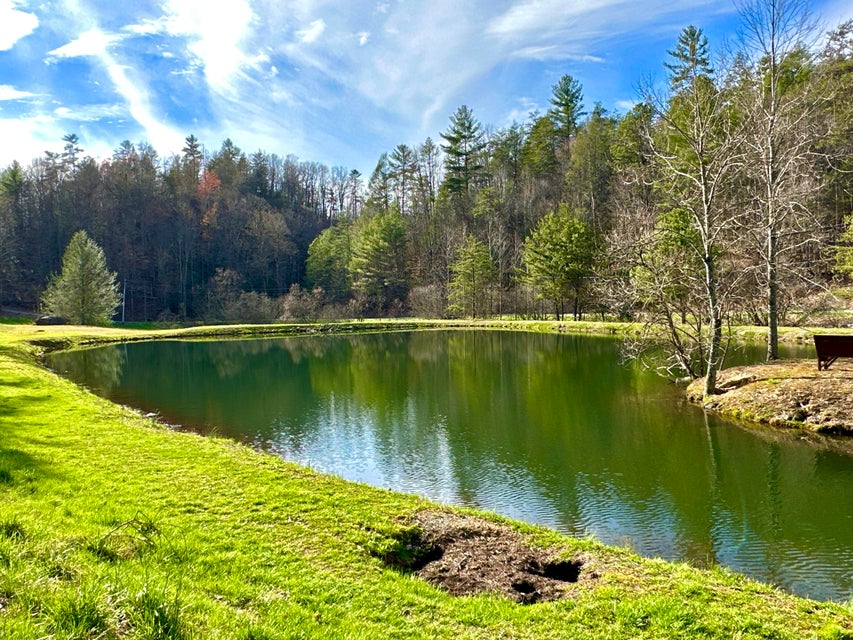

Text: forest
xmin=1 ymin=3 xmax=852 ymax=385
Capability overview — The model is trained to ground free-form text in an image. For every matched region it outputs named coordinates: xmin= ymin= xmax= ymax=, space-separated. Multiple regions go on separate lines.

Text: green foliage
xmin=41 ymin=230 xmax=121 ymax=325
xmin=665 ymin=25 xmax=712 ymax=92
xmin=440 ymin=105 xmax=487 ymax=199
xmin=835 ymin=215 xmax=853 ymax=277
xmin=520 ymin=205 xmax=597 ymax=320
xmin=611 ymin=102 xmax=654 ymax=169
xmin=631 ymin=208 xmax=703 ymax=316
xmin=548 ymin=74 xmax=585 ymax=139
xmin=521 ymin=116 xmax=559 ymax=177
xmin=564 ymin=103 xmax=616 ymax=231
xmin=306 ymin=223 xmax=352 ymax=303
xmin=349 ymin=208 xmax=409 ymax=313
xmin=447 ymin=236 xmax=496 ymax=318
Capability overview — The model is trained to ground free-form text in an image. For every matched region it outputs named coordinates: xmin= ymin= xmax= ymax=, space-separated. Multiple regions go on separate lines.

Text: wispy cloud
xmin=43 ymin=1 xmax=186 ymax=155
xmin=47 ymin=28 xmax=120 ymax=60
xmin=510 ymin=46 xmax=605 ymax=62
xmin=0 ymin=84 xmax=35 ymax=101
xmin=122 ymin=0 xmax=259 ymax=97
xmin=488 ymin=0 xmax=733 ymax=45
xmin=0 ymin=0 xmax=38 ymax=50
xmin=6 ymin=0 xmax=839 ymax=176
xmin=488 ymin=0 xmax=618 ymax=38
xmin=297 ymin=19 xmax=326 ymax=44
xmin=54 ymin=103 xmax=125 ymax=121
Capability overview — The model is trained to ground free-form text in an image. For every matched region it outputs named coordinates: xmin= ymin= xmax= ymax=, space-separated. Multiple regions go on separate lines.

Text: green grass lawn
xmin=1 ymin=323 xmax=851 ymax=639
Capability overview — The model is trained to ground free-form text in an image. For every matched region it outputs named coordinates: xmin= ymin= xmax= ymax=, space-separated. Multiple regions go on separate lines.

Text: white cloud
xmin=511 ymin=45 xmax=604 ymax=62
xmin=42 ymin=0 xmax=186 ymax=156
xmin=0 ymin=84 xmax=34 ymax=101
xmin=0 ymin=114 xmax=65 ymax=166
xmin=122 ymin=0 xmax=258 ymax=96
xmin=504 ymin=96 xmax=540 ymax=125
xmin=0 ymin=0 xmax=38 ymax=50
xmin=101 ymin=54 xmax=184 ymax=153
xmin=488 ymin=0 xmax=617 ymax=38
xmin=488 ymin=0 xmax=731 ymax=43
xmin=615 ymin=99 xmax=639 ymax=111
xmin=47 ymin=29 xmax=120 ymax=59
xmin=53 ymin=103 xmax=125 ymax=122
xmin=297 ymin=19 xmax=326 ymax=44
xmin=357 ymin=31 xmax=370 ymax=46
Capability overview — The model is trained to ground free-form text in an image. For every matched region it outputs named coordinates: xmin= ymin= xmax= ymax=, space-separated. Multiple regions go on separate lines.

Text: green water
xmin=48 ymin=330 xmax=853 ymax=602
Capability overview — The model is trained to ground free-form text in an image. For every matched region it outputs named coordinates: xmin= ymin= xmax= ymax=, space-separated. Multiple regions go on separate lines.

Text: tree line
xmin=2 ymin=0 xmax=852 ymax=387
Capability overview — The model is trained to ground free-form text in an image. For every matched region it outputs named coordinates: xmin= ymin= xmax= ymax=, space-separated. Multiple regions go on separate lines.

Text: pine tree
xmin=520 ymin=205 xmax=597 ymax=320
xmin=440 ymin=105 xmax=487 ymax=198
xmin=447 ymin=235 xmax=495 ymax=318
xmin=548 ymin=75 xmax=586 ymax=140
xmin=41 ymin=230 xmax=121 ymax=325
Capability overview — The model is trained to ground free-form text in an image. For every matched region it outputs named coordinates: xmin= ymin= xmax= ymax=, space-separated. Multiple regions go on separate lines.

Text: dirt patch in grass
xmin=381 ymin=511 xmax=598 ymax=604
xmin=688 ymin=360 xmax=853 ymax=437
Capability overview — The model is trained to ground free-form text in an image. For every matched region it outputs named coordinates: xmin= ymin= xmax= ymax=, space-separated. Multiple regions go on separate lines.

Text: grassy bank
xmin=1 ymin=324 xmax=852 ymax=639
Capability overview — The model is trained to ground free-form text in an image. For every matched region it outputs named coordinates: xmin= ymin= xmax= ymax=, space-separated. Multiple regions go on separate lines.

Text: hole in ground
xmin=377 ymin=511 xmax=596 ymax=604
xmin=530 ymin=558 xmax=583 ymax=583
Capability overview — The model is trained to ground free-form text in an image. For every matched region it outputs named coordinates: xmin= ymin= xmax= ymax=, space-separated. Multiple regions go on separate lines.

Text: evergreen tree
xmin=664 ymin=25 xmax=713 ymax=92
xmin=548 ymin=75 xmax=586 ymax=140
xmin=520 ymin=205 xmax=597 ymax=320
xmin=447 ymin=235 xmax=496 ymax=318
xmin=440 ymin=105 xmax=487 ymax=201
xmin=349 ymin=208 xmax=409 ymax=313
xmin=41 ymin=230 xmax=121 ymax=325
xmin=306 ymin=222 xmax=352 ymax=302
xmin=564 ymin=103 xmax=615 ymax=232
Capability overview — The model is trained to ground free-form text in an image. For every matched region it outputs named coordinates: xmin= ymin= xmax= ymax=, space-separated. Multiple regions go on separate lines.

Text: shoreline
xmin=687 ymin=359 xmax=853 ymax=438
xmin=2 ymin=321 xmax=851 ymax=637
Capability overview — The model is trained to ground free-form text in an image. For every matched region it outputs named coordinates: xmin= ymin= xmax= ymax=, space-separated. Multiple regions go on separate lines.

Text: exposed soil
xmin=687 ymin=359 xmax=853 ymax=437
xmin=379 ymin=511 xmax=598 ymax=604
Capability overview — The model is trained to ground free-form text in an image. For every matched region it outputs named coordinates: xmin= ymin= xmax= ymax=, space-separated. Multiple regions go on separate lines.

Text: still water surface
xmin=48 ymin=331 xmax=853 ymax=602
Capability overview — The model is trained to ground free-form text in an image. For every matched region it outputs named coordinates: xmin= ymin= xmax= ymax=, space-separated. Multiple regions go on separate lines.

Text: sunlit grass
xmin=0 ymin=324 xmax=851 ymax=638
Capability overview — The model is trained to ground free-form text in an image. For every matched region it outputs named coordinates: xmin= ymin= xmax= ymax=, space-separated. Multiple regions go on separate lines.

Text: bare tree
xmin=641 ymin=26 xmax=746 ymax=394
xmin=735 ymin=0 xmax=827 ymax=359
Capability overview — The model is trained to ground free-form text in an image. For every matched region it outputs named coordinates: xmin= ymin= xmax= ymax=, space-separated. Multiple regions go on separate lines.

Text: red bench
xmin=813 ymin=334 xmax=853 ymax=370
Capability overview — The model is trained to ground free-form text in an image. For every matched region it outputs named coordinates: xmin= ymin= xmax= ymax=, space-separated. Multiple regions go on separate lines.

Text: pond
xmin=47 ymin=330 xmax=853 ymax=602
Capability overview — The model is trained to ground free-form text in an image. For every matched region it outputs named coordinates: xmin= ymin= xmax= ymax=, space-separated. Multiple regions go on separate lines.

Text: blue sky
xmin=1 ymin=0 xmax=851 ymax=176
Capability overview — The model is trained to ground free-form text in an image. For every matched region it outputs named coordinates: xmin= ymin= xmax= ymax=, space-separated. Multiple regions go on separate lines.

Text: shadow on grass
xmin=0 ymin=378 xmax=33 ymax=389
xmin=0 ymin=447 xmax=53 ymax=487
xmin=0 ymin=392 xmax=54 ymax=419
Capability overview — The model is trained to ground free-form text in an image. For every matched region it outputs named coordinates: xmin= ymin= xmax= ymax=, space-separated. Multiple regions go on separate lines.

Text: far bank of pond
xmin=688 ymin=360 xmax=853 ymax=436
xmin=46 ymin=329 xmax=852 ymax=603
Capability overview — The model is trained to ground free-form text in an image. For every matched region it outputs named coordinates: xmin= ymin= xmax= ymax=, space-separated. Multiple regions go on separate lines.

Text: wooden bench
xmin=813 ymin=334 xmax=853 ymax=370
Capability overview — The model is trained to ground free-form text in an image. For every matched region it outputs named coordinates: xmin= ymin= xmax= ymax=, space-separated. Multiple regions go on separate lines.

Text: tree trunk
xmin=703 ymin=255 xmax=723 ymax=397
xmin=766 ymin=229 xmax=779 ymax=360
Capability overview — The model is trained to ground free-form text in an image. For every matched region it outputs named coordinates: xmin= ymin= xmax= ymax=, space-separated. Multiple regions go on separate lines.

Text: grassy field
xmin=1 ymin=322 xmax=851 ymax=639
